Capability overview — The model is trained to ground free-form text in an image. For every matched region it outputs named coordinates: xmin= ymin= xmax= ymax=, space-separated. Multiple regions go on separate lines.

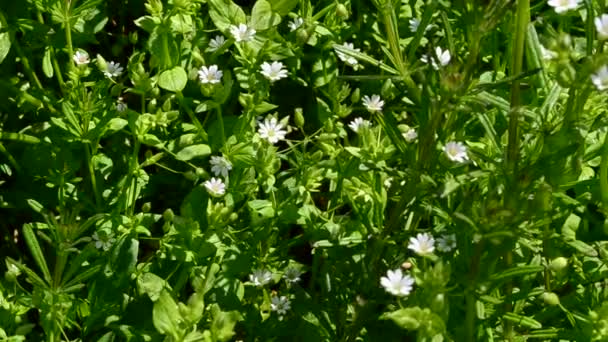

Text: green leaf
xmin=181 ymin=185 xmax=209 ymax=229
xmin=0 ymin=18 xmax=10 ymax=65
xmin=42 ymin=47 xmax=53 ymax=78
xmin=158 ymin=66 xmax=187 ymax=92
xmin=208 ymin=0 xmax=246 ymax=32
xmin=153 ymin=290 xmax=182 ymax=339
xmin=92 ymin=153 xmax=113 ymax=180
xmin=502 ymin=312 xmax=542 ymax=329
xmin=211 ymin=306 xmax=241 ymax=342
xmin=250 ymin=0 xmax=281 ymax=31
xmin=248 ymin=199 xmax=275 ymax=218
xmin=22 ymin=223 xmax=52 ymax=285
xmin=268 ymin=0 xmax=299 ymax=15
xmin=312 ymin=55 xmax=338 ymax=88
xmin=138 ymin=272 xmax=166 ymax=301
xmin=175 ymin=144 xmax=211 ymax=161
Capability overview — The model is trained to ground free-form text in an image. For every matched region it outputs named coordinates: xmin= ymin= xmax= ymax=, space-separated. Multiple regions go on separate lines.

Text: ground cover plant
xmin=1 ymin=0 xmax=608 ymax=340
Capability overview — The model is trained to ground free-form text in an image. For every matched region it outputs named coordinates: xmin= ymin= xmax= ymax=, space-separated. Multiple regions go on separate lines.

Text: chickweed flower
xmin=260 ymin=61 xmax=288 ymax=82
xmin=409 ymin=18 xmax=430 ymax=33
xmin=596 ymin=14 xmax=608 ymax=40
xmin=288 ymin=17 xmax=304 ymax=32
xmin=116 ymin=98 xmax=127 ymax=112
xmin=104 ymin=61 xmax=124 ymax=78
xmin=258 ymin=117 xmax=287 ymax=144
xmin=591 ymin=66 xmax=608 ymax=90
xmin=198 ymin=65 xmax=223 ymax=84
xmin=92 ymin=230 xmax=116 ymax=251
xmin=336 ymin=42 xmax=360 ymax=67
xmin=207 ymin=35 xmax=226 ymax=52
xmin=362 ymin=95 xmax=384 ymax=112
xmin=271 ymin=295 xmax=291 ymax=319
xmin=250 ymin=269 xmax=273 ymax=287
xmin=210 ymin=156 xmax=232 ymax=178
xmin=204 ymin=177 xmax=226 ymax=197
xmin=548 ymin=0 xmax=580 ymax=14
xmin=403 ymin=128 xmax=418 ymax=142
xmin=380 ymin=269 xmax=415 ymax=296
xmin=73 ymin=50 xmax=90 ymax=65
xmin=283 ymin=267 xmax=303 ymax=284
xmin=421 ymin=47 xmax=451 ymax=69
xmin=408 ymin=232 xmax=435 ymax=255
xmin=348 ymin=117 xmax=371 ymax=133
xmin=230 ymin=24 xmax=256 ymax=42
xmin=540 ymin=45 xmax=558 ymax=60
xmin=437 ymin=234 xmax=457 ymax=252
xmin=444 ymin=141 xmax=469 ymax=163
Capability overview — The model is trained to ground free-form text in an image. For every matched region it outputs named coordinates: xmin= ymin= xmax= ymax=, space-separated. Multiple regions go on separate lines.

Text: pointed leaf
xmin=22 ymin=224 xmax=52 ymax=285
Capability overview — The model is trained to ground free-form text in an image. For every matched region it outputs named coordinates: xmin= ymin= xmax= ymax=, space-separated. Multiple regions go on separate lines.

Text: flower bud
xmin=296 ymin=28 xmax=311 ymax=45
xmin=549 ymin=257 xmax=568 ymax=273
xmin=142 ymin=202 xmax=151 ymax=213
xmin=294 ymin=107 xmax=305 ymax=128
xmin=555 ymin=62 xmax=576 ymax=88
xmin=96 ymin=54 xmax=107 ymax=72
xmin=542 ymin=292 xmax=560 ymax=306
xmin=163 ymin=208 xmax=174 ymax=222
xmin=336 ymin=4 xmax=349 ymax=19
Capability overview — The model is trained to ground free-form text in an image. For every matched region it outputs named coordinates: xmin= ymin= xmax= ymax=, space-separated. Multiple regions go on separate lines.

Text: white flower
xmin=230 ymin=24 xmax=256 ymax=42
xmin=380 ymin=269 xmax=415 ymax=296
xmin=73 ymin=50 xmax=90 ymax=65
xmin=408 ymin=232 xmax=435 ymax=255
xmin=336 ymin=42 xmax=360 ymax=67
xmin=595 ymin=14 xmax=608 ymax=40
xmin=591 ymin=65 xmax=608 ymax=90
xmin=548 ymin=0 xmax=580 ymax=14
xmin=444 ymin=141 xmax=469 ymax=163
xmin=208 ymin=35 xmax=226 ymax=52
xmin=271 ymin=295 xmax=291 ymax=319
xmin=437 ymin=234 xmax=457 ymax=252
xmin=348 ymin=117 xmax=371 ymax=133
xmin=540 ymin=45 xmax=558 ymax=60
xmin=258 ymin=117 xmax=287 ymax=144
xmin=362 ymin=95 xmax=384 ymax=112
xmin=92 ymin=230 xmax=116 ymax=251
xmin=421 ymin=47 xmax=451 ymax=69
xmin=288 ymin=17 xmax=304 ymax=31
xmin=103 ymin=61 xmax=124 ymax=78
xmin=204 ymin=177 xmax=226 ymax=196
xmin=249 ymin=269 xmax=273 ymax=286
xmin=260 ymin=61 xmax=288 ymax=81
xmin=198 ymin=65 xmax=223 ymax=84
xmin=403 ymin=128 xmax=417 ymax=142
xmin=409 ymin=18 xmax=430 ymax=33
xmin=210 ymin=155 xmax=232 ymax=178
xmin=283 ymin=267 xmax=303 ymax=284
xmin=116 ymin=99 xmax=127 ymax=112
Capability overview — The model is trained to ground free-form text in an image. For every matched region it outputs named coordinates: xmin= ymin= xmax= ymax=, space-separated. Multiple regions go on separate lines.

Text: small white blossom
xmin=230 ymin=24 xmax=256 ymax=42
xmin=437 ymin=234 xmax=457 ymax=252
xmin=92 ymin=230 xmax=116 ymax=251
xmin=380 ymin=269 xmax=415 ymax=296
xmin=348 ymin=117 xmax=371 ymax=133
xmin=260 ymin=61 xmax=288 ymax=81
xmin=336 ymin=42 xmax=360 ymax=67
xmin=250 ymin=269 xmax=273 ymax=287
xmin=421 ymin=46 xmax=451 ymax=69
xmin=408 ymin=232 xmax=435 ymax=255
xmin=210 ymin=156 xmax=232 ymax=178
xmin=288 ymin=17 xmax=304 ymax=32
xmin=403 ymin=128 xmax=417 ymax=142
xmin=204 ymin=177 xmax=226 ymax=196
xmin=548 ymin=0 xmax=580 ymax=14
xmin=198 ymin=65 xmax=223 ymax=84
xmin=362 ymin=95 xmax=384 ymax=112
xmin=73 ymin=50 xmax=90 ymax=65
xmin=409 ymin=18 xmax=430 ymax=33
xmin=271 ymin=295 xmax=291 ymax=319
xmin=595 ymin=14 xmax=608 ymax=40
xmin=540 ymin=45 xmax=558 ymax=60
xmin=591 ymin=65 xmax=608 ymax=90
xmin=116 ymin=100 xmax=127 ymax=112
xmin=283 ymin=267 xmax=303 ymax=284
xmin=208 ymin=35 xmax=226 ymax=52
xmin=258 ymin=117 xmax=287 ymax=144
xmin=104 ymin=61 xmax=124 ymax=78
xmin=444 ymin=141 xmax=469 ymax=163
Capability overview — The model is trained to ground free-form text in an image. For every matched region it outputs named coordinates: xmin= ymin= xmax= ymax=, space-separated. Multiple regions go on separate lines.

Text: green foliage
xmin=0 ymin=0 xmax=608 ymax=341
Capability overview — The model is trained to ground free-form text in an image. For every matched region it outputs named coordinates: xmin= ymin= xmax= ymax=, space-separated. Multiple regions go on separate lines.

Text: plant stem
xmin=505 ymin=1 xmax=529 ymax=340
xmin=600 ymin=131 xmax=608 ymax=213
xmin=64 ymin=2 xmax=74 ymax=67
xmin=85 ymin=143 xmax=101 ymax=211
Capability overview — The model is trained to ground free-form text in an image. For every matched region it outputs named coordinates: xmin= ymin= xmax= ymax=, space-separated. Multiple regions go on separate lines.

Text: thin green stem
xmin=600 ymin=132 xmax=608 ymax=212
xmin=217 ymin=105 xmax=226 ymax=146
xmin=64 ymin=2 xmax=74 ymax=67
xmin=85 ymin=143 xmax=101 ymax=211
